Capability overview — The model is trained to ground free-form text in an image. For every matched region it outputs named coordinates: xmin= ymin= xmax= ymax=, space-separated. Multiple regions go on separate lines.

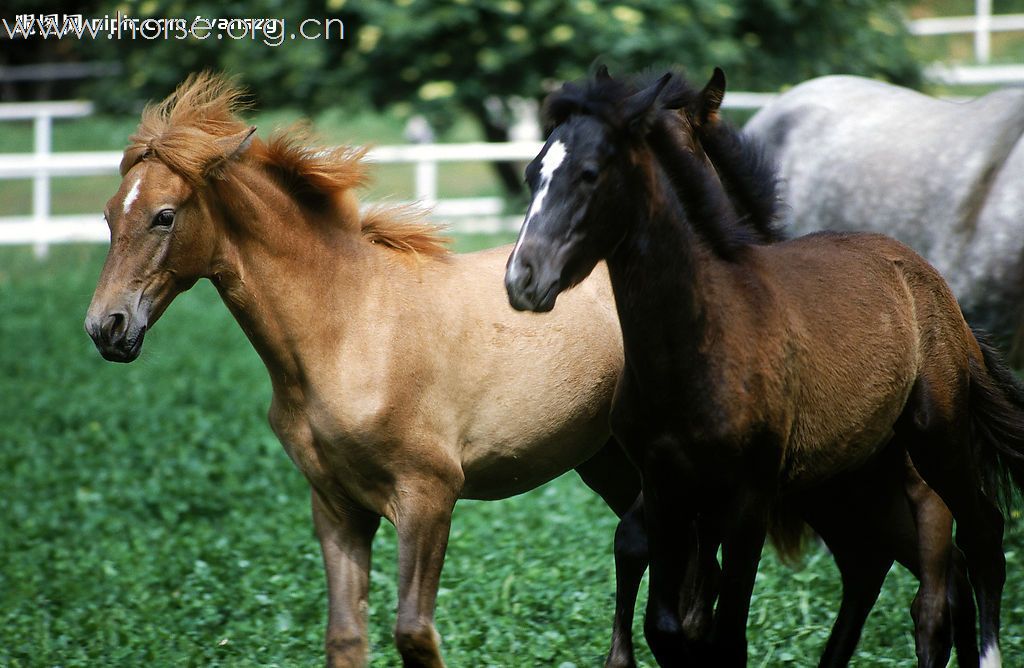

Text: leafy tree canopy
xmin=54 ymin=0 xmax=919 ymax=117
xmin=7 ymin=0 xmax=919 ymax=193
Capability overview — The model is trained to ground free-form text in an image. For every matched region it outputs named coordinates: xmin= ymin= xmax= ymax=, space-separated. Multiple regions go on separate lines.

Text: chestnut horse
xmin=83 ymin=73 xmax=638 ymax=667
xmin=86 ymin=73 xmax=974 ymax=667
xmin=505 ymin=69 xmax=1024 ymax=667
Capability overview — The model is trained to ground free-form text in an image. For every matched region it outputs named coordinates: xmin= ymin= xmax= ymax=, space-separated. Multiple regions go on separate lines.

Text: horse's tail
xmin=766 ymin=496 xmax=812 ymax=566
xmin=969 ymin=329 xmax=1024 ymax=510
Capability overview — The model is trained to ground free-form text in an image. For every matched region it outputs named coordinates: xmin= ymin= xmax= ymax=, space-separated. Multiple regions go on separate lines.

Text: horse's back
xmin=745 ymin=76 xmax=1024 ymax=329
xmin=768 ymin=230 xmax=961 ymax=313
xmin=741 ymin=232 xmax=971 ymax=481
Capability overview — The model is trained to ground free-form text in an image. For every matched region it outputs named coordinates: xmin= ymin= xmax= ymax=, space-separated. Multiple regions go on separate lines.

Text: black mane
xmin=649 ymin=116 xmax=759 ymax=259
xmin=542 ymin=69 xmax=783 ymax=259
xmin=697 ymin=120 xmax=783 ymax=244
xmin=543 ymin=69 xmax=701 ymax=134
xmin=542 ymin=76 xmax=633 ymax=134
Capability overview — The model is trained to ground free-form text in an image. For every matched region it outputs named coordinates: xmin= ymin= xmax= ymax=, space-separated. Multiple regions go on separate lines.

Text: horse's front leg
xmin=710 ymin=448 xmax=780 ymax=667
xmin=607 ymin=495 xmax=647 ymax=668
xmin=681 ymin=513 xmax=723 ymax=641
xmin=710 ymin=505 xmax=769 ymax=667
xmin=392 ymin=474 xmax=462 ymax=668
xmin=574 ymin=437 xmax=647 ymax=668
xmin=312 ymin=490 xmax=382 ymax=668
xmin=635 ymin=436 xmax=702 ymax=665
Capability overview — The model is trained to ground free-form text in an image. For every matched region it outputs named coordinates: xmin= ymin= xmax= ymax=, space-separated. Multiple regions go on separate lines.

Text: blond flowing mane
xmin=123 ymin=71 xmax=450 ymax=257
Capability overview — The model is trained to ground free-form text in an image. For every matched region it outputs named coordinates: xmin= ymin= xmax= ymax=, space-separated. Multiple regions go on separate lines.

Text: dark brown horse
xmin=622 ymin=71 xmax=978 ymax=668
xmin=506 ymin=69 xmax=1024 ymax=667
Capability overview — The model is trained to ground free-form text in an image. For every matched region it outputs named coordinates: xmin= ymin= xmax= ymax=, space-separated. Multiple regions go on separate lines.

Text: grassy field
xmin=2 ymin=239 xmax=1024 ymax=667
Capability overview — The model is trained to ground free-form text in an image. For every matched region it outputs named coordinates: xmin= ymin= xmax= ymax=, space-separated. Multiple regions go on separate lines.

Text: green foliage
xmin=73 ymin=0 xmax=921 ymax=122
xmin=2 ymin=242 xmax=1024 ymax=666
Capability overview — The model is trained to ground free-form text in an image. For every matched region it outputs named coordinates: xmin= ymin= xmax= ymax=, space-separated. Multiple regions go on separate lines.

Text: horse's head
xmin=505 ymin=68 xmax=723 ymax=312
xmin=85 ymin=103 xmax=255 ymax=362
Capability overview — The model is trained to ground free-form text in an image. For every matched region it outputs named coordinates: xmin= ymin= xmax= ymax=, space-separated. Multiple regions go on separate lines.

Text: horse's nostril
xmin=102 ymin=312 xmax=127 ymax=344
xmin=519 ymin=261 xmax=533 ymax=286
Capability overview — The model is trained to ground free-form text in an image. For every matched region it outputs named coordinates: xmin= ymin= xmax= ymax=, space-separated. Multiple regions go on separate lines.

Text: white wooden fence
xmin=907 ymin=0 xmax=1024 ymax=64
xmin=0 ymin=138 xmax=546 ymax=256
xmin=3 ymin=2 xmax=1023 ymax=255
xmin=908 ymin=0 xmax=1024 ymax=84
xmin=0 ymin=93 xmax=783 ymax=256
xmin=0 ymin=100 xmax=95 ymax=255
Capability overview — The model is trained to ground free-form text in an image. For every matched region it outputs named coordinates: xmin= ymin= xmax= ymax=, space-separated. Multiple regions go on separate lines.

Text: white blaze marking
xmin=509 ymin=139 xmax=568 ymax=266
xmin=981 ymin=643 xmax=1001 ymax=668
xmin=122 ymin=174 xmax=142 ymax=215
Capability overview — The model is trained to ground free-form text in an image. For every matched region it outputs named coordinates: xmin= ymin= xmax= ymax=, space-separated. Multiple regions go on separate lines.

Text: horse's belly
xmin=783 ymin=389 xmax=910 ymax=487
xmin=458 ymin=416 xmax=610 ymax=500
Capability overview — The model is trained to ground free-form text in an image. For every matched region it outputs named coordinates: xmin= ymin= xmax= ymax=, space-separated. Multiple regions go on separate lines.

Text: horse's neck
xmin=607 ymin=198 xmax=718 ymax=402
xmin=208 ymin=170 xmax=378 ymax=393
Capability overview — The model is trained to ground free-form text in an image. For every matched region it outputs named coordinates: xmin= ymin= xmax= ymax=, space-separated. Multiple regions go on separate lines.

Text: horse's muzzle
xmin=505 ymin=257 xmax=558 ymax=313
xmin=85 ymin=310 xmax=147 ymax=363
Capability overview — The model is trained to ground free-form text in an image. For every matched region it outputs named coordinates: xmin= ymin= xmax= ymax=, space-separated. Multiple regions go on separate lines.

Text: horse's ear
xmin=693 ymin=67 xmax=726 ymax=125
xmin=217 ymin=126 xmax=257 ymax=161
xmin=596 ymin=64 xmax=612 ymax=82
xmin=207 ymin=126 xmax=257 ymax=176
xmin=624 ymin=72 xmax=672 ymax=132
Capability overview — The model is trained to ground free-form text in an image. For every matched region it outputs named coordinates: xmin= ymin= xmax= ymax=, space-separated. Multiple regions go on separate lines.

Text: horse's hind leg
xmin=802 ymin=488 xmax=892 ymax=666
xmin=901 ymin=376 xmax=1006 ymax=667
xmin=903 ymin=453 xmax=955 ymax=668
xmin=575 ymin=439 xmax=647 ymax=668
xmin=949 ymin=546 xmax=980 ymax=667
xmin=817 ymin=546 xmax=892 ymax=668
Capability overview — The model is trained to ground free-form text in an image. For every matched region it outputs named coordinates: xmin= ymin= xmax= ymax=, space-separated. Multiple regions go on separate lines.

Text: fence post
xmin=32 ymin=112 xmax=52 ymax=259
xmin=414 ymin=157 xmax=438 ymax=205
xmin=976 ymin=0 xmax=993 ymax=63
xmin=405 ymin=115 xmax=438 ymax=206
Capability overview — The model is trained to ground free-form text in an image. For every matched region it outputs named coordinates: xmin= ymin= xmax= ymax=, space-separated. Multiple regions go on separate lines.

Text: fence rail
xmin=0 ymin=94 xmax=781 ymax=255
xmin=906 ymin=0 xmax=1024 ymax=64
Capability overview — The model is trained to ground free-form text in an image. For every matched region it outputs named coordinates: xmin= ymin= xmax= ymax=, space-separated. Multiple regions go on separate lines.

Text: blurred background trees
xmin=2 ymin=0 xmax=922 ymax=195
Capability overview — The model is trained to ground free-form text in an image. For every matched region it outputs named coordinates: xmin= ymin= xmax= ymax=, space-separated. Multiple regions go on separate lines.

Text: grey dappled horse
xmin=745 ymin=76 xmax=1024 ymax=363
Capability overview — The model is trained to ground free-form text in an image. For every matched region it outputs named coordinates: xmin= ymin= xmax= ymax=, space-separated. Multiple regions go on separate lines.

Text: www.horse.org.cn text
xmin=2 ymin=13 xmax=344 ymax=46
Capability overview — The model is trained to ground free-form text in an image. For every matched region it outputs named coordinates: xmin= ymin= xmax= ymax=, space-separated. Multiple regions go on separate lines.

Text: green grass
xmin=2 ymin=241 xmax=1023 ymax=667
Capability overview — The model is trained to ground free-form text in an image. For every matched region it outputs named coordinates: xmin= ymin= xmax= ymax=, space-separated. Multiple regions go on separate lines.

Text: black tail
xmin=969 ymin=329 xmax=1024 ymax=511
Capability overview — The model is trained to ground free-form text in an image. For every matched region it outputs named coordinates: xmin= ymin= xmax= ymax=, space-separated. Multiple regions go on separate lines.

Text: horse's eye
xmin=152 ymin=209 xmax=175 ymax=228
xmin=581 ymin=165 xmax=599 ymax=184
